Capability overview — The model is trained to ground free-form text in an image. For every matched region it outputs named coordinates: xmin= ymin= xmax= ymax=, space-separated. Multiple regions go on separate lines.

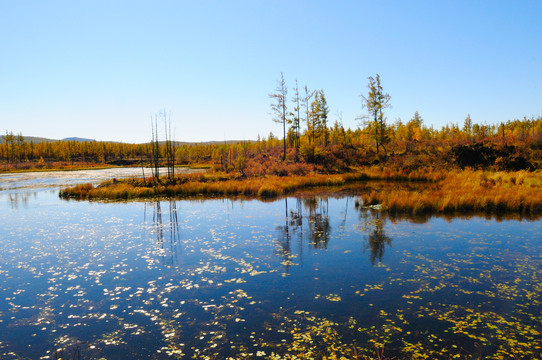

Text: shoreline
xmin=59 ymin=168 xmax=542 ymax=216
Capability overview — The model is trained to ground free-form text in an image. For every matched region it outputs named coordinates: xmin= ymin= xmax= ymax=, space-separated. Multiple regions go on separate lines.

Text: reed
xmin=59 ymin=169 xmax=542 ymax=215
xmin=361 ymin=170 xmax=542 ymax=215
xmin=61 ymin=171 xmax=376 ymax=200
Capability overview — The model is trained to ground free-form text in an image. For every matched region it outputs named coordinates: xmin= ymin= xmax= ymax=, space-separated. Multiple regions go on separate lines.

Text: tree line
xmin=2 ymin=74 xmax=541 ymax=172
xmin=269 ymin=72 xmax=542 ymax=161
xmin=0 ymin=133 xmax=147 ymax=164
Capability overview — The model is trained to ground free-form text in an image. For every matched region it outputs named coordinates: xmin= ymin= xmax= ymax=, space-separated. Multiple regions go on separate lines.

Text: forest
xmin=2 ymin=74 xmax=541 ymax=175
xmin=2 ymin=112 xmax=540 ymax=175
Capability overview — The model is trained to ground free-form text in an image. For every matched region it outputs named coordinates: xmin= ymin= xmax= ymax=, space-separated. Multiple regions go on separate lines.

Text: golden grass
xmin=59 ymin=168 xmax=542 ymax=215
xmin=362 ymin=169 xmax=542 ymax=215
xmin=59 ymin=168 xmax=430 ymax=200
xmin=0 ymin=161 xmax=115 ymax=173
xmin=60 ymin=174 xmax=346 ymax=200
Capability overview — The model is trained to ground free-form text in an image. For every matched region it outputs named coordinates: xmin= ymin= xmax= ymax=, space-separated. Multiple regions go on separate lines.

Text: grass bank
xmin=59 ymin=168 xmax=438 ymax=200
xmin=59 ymin=168 xmax=542 ymax=215
xmin=361 ymin=169 xmax=542 ymax=215
xmin=0 ymin=161 xmax=116 ymax=173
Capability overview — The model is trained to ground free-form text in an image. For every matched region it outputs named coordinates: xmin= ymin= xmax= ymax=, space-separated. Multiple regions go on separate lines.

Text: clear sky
xmin=1 ymin=1 xmax=541 ymax=143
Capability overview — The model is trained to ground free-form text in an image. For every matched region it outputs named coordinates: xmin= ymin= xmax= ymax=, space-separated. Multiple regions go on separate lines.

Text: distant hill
xmin=0 ymin=136 xmax=55 ymax=144
xmin=1 ymin=135 xmax=251 ymax=145
xmin=160 ymin=140 xmax=255 ymax=146
xmin=62 ymin=137 xmax=95 ymax=142
xmin=22 ymin=136 xmax=56 ymax=144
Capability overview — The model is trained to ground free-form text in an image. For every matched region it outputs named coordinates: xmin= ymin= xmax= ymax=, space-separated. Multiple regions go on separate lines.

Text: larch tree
xmin=301 ymin=85 xmax=315 ymax=144
xmin=309 ymin=90 xmax=330 ymax=146
xmin=361 ymin=74 xmax=391 ymax=157
xmin=463 ymin=114 xmax=473 ymax=140
xmin=2 ymin=131 xmax=16 ymax=163
xmin=318 ymin=90 xmax=329 ymax=146
xmin=406 ymin=111 xmax=424 ymax=142
xmin=269 ymin=72 xmax=288 ymax=161
xmin=16 ymin=133 xmax=25 ymax=162
xmin=309 ymin=90 xmax=322 ymax=146
xmin=291 ymin=79 xmax=301 ymax=159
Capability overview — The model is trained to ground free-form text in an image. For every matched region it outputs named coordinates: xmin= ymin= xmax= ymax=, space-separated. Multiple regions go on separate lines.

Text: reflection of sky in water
xmin=0 ymin=175 xmax=542 ymax=359
xmin=0 ymin=167 xmax=198 ymax=193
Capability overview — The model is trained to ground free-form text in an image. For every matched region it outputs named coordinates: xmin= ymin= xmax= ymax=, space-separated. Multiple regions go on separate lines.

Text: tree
xmin=269 ymin=72 xmax=288 ymax=161
xmin=150 ymin=114 xmax=161 ymax=183
xmin=406 ymin=111 xmax=424 ymax=142
xmin=308 ymin=90 xmax=322 ymax=146
xmin=162 ymin=110 xmax=176 ymax=183
xmin=318 ymin=90 xmax=329 ymax=147
xmin=2 ymin=131 xmax=16 ymax=163
xmin=307 ymin=90 xmax=329 ymax=146
xmin=301 ymin=85 xmax=315 ymax=143
xmin=16 ymin=133 xmax=25 ymax=162
xmin=290 ymin=79 xmax=301 ymax=160
xmin=361 ymin=74 xmax=391 ymax=157
xmin=463 ymin=114 xmax=473 ymax=140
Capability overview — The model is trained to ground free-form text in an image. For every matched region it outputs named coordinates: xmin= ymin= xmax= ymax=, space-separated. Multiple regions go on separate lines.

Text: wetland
xmin=1 ymin=169 xmax=541 ymax=359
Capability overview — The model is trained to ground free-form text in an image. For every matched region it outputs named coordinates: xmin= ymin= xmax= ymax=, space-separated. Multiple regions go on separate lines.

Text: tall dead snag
xmin=149 ymin=110 xmax=175 ymax=185
xmin=163 ymin=110 xmax=175 ymax=183
xmin=141 ymin=151 xmax=146 ymax=186
xmin=150 ymin=114 xmax=161 ymax=184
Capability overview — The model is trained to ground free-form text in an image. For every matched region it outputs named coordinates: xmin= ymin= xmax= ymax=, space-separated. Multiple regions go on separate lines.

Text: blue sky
xmin=1 ymin=1 xmax=541 ymax=143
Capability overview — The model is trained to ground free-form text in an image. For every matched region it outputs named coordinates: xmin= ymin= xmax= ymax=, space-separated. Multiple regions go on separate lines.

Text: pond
xmin=0 ymin=170 xmax=541 ymax=359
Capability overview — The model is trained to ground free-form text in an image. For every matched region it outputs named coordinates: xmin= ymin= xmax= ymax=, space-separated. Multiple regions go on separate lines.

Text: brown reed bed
xmin=59 ymin=168 xmax=542 ymax=215
xmin=59 ymin=167 xmax=434 ymax=200
xmin=0 ymin=161 xmax=115 ymax=173
xmin=61 ymin=174 xmax=348 ymax=200
xmin=361 ymin=169 xmax=542 ymax=215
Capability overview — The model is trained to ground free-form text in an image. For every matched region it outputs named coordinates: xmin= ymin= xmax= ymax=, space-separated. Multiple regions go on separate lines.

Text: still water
xmin=0 ymin=170 xmax=541 ymax=359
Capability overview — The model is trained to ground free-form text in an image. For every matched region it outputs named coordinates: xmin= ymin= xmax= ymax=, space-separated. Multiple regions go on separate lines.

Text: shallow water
xmin=0 ymin=167 xmax=198 ymax=193
xmin=0 ymin=171 xmax=541 ymax=359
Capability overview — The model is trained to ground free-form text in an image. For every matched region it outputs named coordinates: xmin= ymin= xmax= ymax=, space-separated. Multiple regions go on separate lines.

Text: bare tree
xmin=149 ymin=110 xmax=176 ymax=184
xmin=163 ymin=110 xmax=175 ymax=183
xmin=150 ymin=114 xmax=161 ymax=183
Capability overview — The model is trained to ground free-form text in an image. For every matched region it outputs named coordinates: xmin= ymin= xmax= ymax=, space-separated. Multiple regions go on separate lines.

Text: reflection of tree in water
xmin=305 ymin=197 xmax=330 ymax=249
xmin=275 ymin=197 xmax=331 ymax=270
xmin=275 ymin=199 xmax=293 ymax=271
xmin=5 ymin=191 xmax=37 ymax=209
xmin=275 ymin=196 xmax=393 ymax=268
xmin=357 ymin=207 xmax=392 ymax=266
xmin=144 ymin=201 xmax=181 ymax=267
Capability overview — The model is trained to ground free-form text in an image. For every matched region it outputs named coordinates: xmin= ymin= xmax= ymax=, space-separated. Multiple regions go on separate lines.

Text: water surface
xmin=0 ymin=171 xmax=541 ymax=359
xmin=0 ymin=167 xmax=198 ymax=193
